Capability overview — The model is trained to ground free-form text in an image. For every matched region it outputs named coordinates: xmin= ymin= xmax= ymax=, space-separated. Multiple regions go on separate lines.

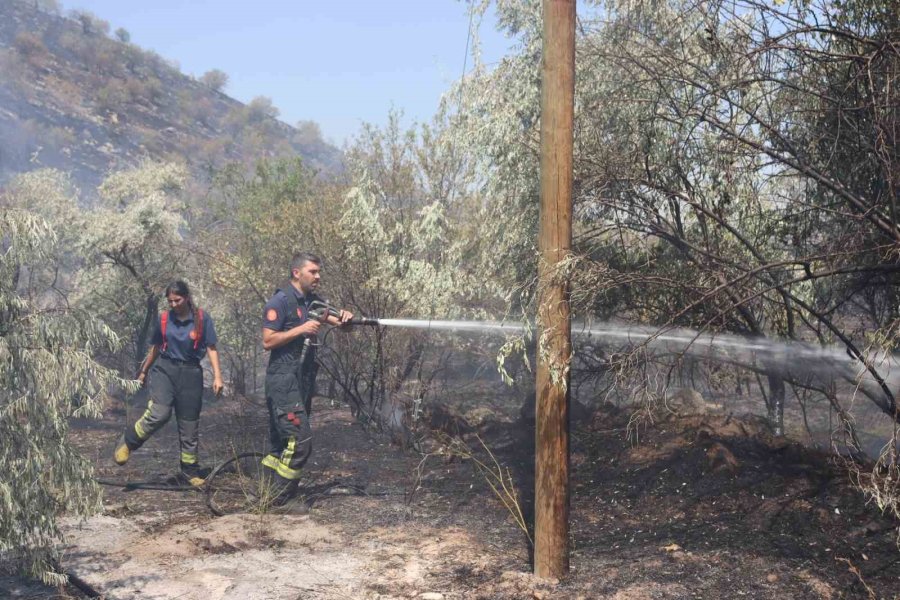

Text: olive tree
xmin=441 ymin=1 xmax=900 ymax=531
xmin=0 ymin=198 xmax=131 ymax=582
xmin=198 ymin=158 xmax=328 ymax=396
xmin=76 ymin=162 xmax=191 ymax=373
xmin=324 ymin=108 xmax=513 ymax=441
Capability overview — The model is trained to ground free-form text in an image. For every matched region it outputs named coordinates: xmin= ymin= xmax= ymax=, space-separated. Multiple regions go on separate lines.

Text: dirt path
xmin=60 ymin=401 xmax=534 ymax=600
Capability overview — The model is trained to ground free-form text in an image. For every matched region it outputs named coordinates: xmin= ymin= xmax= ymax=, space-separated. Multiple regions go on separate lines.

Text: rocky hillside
xmin=0 ymin=0 xmax=342 ymax=191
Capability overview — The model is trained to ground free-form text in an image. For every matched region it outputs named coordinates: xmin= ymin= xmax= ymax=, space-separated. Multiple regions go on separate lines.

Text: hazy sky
xmin=63 ymin=0 xmax=513 ymax=145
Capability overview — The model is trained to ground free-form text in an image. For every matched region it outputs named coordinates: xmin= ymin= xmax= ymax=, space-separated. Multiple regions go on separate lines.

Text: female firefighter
xmin=114 ymin=281 xmax=224 ymax=486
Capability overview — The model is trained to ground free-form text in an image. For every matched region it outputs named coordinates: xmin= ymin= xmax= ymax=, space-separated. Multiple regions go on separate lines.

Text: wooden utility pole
xmin=534 ymin=0 xmax=575 ymax=579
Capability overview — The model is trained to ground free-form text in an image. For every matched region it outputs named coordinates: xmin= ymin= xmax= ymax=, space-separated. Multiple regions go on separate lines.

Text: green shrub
xmin=69 ymin=10 xmax=110 ymax=36
xmin=95 ymin=80 xmax=129 ymax=112
xmin=13 ymin=31 xmax=47 ymax=66
xmin=199 ymin=68 xmax=228 ymax=92
xmin=247 ymin=96 xmax=279 ymax=122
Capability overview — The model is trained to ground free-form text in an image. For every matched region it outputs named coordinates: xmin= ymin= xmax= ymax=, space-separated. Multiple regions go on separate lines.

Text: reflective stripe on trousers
xmin=124 ymin=356 xmax=203 ymax=463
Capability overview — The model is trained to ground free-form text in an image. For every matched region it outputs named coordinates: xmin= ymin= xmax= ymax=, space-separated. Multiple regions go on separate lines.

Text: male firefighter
xmin=261 ymin=252 xmax=353 ymax=511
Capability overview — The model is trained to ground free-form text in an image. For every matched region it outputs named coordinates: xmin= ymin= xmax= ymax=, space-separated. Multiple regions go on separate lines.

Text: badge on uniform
xmin=297 ymin=308 xmax=304 ymax=318
xmin=266 ymin=308 xmax=278 ymax=321
xmin=189 ymin=330 xmax=198 ymax=340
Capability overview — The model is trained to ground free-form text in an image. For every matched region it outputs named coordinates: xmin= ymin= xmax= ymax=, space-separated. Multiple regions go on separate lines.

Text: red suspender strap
xmin=194 ymin=309 xmax=204 ymax=350
xmin=160 ymin=311 xmax=169 ymax=352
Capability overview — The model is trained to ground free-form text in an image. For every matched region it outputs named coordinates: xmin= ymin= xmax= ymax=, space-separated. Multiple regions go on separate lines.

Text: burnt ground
xmin=5 ymin=391 xmax=899 ymax=599
xmin=566 ymin=407 xmax=900 ymax=599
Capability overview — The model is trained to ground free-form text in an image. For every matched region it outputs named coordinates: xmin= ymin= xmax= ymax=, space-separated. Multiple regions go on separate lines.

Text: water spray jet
xmin=336 ymin=314 xmax=900 ymax=396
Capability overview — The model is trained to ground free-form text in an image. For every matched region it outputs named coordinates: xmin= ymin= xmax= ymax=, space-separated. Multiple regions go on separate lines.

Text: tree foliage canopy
xmin=0 ymin=201 xmax=132 ymax=581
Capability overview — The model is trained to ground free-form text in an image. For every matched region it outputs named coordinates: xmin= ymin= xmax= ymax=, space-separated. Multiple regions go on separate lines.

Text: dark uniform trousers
xmin=261 ymin=358 xmax=314 ymax=496
xmin=124 ymin=356 xmax=204 ymax=466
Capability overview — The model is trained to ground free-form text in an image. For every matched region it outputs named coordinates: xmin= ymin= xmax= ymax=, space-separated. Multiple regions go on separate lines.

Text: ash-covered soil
xmin=12 ymin=392 xmax=898 ymax=599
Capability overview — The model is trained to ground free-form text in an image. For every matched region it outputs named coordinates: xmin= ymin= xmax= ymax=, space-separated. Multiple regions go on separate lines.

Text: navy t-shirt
xmin=263 ymin=284 xmax=320 ymax=365
xmin=151 ymin=310 xmax=218 ymax=362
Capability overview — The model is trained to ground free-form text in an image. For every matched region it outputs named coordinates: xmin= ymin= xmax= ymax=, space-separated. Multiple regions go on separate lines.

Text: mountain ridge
xmin=0 ymin=0 xmax=342 ymax=191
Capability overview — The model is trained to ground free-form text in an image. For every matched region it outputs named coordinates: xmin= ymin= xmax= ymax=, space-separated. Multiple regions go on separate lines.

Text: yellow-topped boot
xmin=181 ymin=462 xmax=210 ymax=487
xmin=113 ymin=434 xmax=131 ymax=466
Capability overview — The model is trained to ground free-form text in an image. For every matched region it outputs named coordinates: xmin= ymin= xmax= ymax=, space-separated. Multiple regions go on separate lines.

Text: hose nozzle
xmin=349 ymin=317 xmax=379 ymax=326
xmin=308 ymin=301 xmax=379 ymax=327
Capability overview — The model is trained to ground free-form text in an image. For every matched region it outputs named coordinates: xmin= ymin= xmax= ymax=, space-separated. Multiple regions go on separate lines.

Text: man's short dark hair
xmin=290 ymin=252 xmax=322 ymax=277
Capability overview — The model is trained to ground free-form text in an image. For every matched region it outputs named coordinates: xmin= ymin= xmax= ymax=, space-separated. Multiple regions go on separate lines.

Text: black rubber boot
xmin=180 ymin=462 xmax=211 ymax=487
xmin=269 ymin=475 xmax=298 ymax=505
xmin=271 ymin=496 xmax=309 ymax=515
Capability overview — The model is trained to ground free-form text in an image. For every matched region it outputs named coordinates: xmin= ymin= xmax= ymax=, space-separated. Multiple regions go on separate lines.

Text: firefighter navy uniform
xmin=261 ymin=282 xmax=320 ymax=500
xmin=120 ymin=309 xmax=218 ymax=480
